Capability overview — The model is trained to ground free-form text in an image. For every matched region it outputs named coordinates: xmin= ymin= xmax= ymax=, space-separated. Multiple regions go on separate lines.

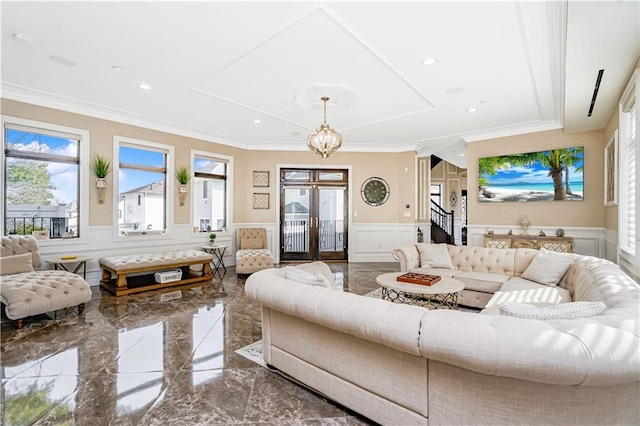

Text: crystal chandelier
xmin=307 ymin=96 xmax=343 ymax=158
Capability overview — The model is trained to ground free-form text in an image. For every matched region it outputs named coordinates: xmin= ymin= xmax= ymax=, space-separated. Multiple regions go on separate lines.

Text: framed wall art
xmin=253 ymin=193 xmax=270 ymax=209
xmin=478 ymin=146 xmax=584 ymax=203
xmin=604 ymin=130 xmax=618 ymax=206
xmin=253 ymin=171 xmax=269 ymax=187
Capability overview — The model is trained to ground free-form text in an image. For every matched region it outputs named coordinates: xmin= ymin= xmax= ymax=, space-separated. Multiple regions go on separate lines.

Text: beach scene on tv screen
xmin=478 ymin=146 xmax=584 ymax=203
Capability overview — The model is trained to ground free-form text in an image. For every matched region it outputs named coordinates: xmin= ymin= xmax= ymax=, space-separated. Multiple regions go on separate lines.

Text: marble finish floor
xmin=1 ymin=262 xmax=396 ymax=426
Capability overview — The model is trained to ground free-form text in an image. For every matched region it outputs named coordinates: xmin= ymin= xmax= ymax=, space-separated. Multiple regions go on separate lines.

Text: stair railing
xmin=430 ymin=200 xmax=454 ymax=243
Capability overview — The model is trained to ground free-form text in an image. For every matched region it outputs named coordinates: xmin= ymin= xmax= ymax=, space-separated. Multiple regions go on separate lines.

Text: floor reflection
xmin=1 ymin=262 xmax=397 ymax=425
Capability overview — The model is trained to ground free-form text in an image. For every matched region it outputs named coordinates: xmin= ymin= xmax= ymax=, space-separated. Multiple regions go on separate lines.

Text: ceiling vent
xmin=587 ymin=69 xmax=604 ymax=117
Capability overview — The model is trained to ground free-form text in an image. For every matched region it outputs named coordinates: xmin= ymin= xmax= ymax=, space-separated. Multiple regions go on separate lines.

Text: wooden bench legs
xmin=100 ymin=262 xmax=213 ymax=296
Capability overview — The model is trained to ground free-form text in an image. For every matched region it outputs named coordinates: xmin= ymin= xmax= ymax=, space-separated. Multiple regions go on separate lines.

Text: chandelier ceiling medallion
xmin=307 ymin=96 xmax=343 ymax=158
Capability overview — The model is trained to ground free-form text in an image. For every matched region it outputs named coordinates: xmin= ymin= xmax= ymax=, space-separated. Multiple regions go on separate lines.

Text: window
xmin=2 ymin=117 xmax=88 ymax=240
xmin=619 ymin=70 xmax=639 ymax=269
xmin=115 ymin=137 xmax=173 ymax=237
xmin=430 ymin=184 xmax=442 ymax=206
xmin=202 ymin=181 xmax=209 ymax=200
xmin=192 ymin=151 xmax=231 ymax=233
xmin=199 ymin=218 xmax=211 ymax=232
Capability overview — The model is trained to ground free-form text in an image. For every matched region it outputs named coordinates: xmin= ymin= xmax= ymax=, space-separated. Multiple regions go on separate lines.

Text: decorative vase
xmin=520 ymin=215 xmax=531 ymax=235
xmin=96 ymin=178 xmax=107 ymax=204
xmin=179 ymin=185 xmax=188 ymax=206
xmin=556 ymin=228 xmax=565 ymax=237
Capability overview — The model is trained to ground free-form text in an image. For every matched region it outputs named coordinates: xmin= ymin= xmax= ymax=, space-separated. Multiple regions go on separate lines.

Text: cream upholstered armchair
xmin=235 ymin=228 xmax=274 ymax=275
xmin=0 ymin=235 xmax=92 ymax=328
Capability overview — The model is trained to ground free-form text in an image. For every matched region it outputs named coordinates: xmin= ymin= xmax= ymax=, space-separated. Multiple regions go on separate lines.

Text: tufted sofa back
xmin=0 ymin=235 xmax=42 ymax=270
xmin=446 ymin=245 xmax=540 ymax=276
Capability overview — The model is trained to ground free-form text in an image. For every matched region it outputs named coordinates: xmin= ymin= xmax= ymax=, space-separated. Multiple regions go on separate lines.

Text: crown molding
xmin=462 ymin=119 xmax=563 ymax=143
xmin=1 ymin=83 xmax=251 ymax=149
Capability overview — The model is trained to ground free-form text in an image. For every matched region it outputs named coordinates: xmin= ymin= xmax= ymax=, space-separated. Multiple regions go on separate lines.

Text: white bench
xmin=100 ymin=250 xmax=213 ymax=296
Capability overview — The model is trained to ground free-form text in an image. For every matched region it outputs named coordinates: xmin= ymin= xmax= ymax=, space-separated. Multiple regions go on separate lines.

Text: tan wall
xmin=241 ymin=150 xmax=416 ymax=224
xmin=467 ymin=128 xmax=605 ymax=228
xmin=2 ymin=99 xmax=417 ymax=227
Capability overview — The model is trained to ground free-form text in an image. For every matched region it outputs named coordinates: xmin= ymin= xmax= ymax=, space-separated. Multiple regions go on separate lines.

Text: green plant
xmin=176 ymin=166 xmax=191 ymax=185
xmin=209 ymin=233 xmax=216 ymax=241
xmin=91 ymin=154 xmax=111 ymax=178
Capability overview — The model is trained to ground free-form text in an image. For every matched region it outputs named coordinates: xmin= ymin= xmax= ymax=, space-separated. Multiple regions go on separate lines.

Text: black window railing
xmin=5 ymin=217 xmax=69 ymax=239
xmin=283 ymin=219 xmax=344 ymax=252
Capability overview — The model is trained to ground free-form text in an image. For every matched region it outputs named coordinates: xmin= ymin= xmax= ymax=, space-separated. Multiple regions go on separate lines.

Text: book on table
xmin=396 ymin=272 xmax=441 ymax=286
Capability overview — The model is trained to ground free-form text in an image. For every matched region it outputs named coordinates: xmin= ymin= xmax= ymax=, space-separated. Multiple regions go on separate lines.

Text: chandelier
xmin=307 ymin=96 xmax=343 ymax=158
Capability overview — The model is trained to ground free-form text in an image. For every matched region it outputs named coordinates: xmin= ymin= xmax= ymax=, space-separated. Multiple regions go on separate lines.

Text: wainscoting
xmin=466 ymin=225 xmax=605 ymax=258
xmin=34 ymin=223 xmax=614 ymax=287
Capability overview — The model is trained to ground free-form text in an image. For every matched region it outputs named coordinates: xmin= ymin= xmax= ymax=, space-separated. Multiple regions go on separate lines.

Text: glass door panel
xmin=282 ymin=186 xmax=311 ymax=260
xmin=318 ymin=187 xmax=346 ymax=260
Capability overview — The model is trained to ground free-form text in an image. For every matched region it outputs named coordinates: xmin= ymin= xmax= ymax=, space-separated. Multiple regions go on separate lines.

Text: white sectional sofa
xmin=244 ymin=249 xmax=640 ymax=425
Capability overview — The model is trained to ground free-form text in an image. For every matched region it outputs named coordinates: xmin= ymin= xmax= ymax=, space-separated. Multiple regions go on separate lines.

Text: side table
xmin=201 ymin=245 xmax=227 ymax=276
xmin=45 ymin=256 xmax=92 ymax=279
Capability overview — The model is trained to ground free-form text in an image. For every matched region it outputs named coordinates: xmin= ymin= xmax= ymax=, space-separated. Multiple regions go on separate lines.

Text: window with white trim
xmin=2 ymin=117 xmax=88 ymax=240
xmin=115 ymin=137 xmax=173 ymax=237
xmin=619 ymin=70 xmax=639 ymax=265
xmin=192 ymin=152 xmax=230 ymax=233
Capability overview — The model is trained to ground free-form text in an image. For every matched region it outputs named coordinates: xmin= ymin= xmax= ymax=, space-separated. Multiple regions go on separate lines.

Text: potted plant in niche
xmin=176 ymin=166 xmax=190 ymax=206
xmin=91 ymin=154 xmax=111 ymax=204
xmin=209 ymin=233 xmax=217 ymax=245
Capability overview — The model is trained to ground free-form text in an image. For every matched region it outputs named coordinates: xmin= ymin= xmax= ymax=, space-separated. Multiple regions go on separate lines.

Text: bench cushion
xmin=0 ymin=270 xmax=92 ymax=320
xmin=100 ymin=250 xmax=212 ymax=271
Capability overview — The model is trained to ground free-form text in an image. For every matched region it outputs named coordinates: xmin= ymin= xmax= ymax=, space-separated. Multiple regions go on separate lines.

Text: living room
xmin=1 ymin=1 xmax=639 ymax=425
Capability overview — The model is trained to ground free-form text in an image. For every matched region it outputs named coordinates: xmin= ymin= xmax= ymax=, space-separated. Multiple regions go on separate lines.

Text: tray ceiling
xmin=1 ymin=1 xmax=638 ymax=168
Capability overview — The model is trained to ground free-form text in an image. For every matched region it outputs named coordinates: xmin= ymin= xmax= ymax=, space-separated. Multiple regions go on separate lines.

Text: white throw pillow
xmin=499 ymin=301 xmax=606 ymax=320
xmin=285 ymin=266 xmax=332 ymax=288
xmin=521 ymin=248 xmax=573 ymax=286
xmin=416 ymin=243 xmax=455 ymax=269
xmin=0 ymin=253 xmax=34 ymax=275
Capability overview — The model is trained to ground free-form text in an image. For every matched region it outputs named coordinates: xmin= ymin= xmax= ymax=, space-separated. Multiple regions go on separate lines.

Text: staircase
xmin=430 ymin=200 xmax=454 ymax=244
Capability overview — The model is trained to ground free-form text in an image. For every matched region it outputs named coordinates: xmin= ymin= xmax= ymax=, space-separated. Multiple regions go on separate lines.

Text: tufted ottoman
xmin=236 ymin=249 xmax=275 ymax=274
xmin=1 ymin=235 xmax=92 ymax=328
xmin=100 ymin=250 xmax=213 ymax=296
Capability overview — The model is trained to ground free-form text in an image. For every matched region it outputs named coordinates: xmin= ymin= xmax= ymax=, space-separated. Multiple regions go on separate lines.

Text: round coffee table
xmin=376 ymin=272 xmax=464 ymax=310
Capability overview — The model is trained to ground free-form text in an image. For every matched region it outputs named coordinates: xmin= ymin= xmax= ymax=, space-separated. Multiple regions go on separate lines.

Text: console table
xmin=484 ymin=234 xmax=573 ymax=252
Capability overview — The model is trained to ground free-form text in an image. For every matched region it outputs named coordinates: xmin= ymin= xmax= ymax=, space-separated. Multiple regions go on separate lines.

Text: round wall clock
xmin=361 ymin=177 xmax=390 ymax=206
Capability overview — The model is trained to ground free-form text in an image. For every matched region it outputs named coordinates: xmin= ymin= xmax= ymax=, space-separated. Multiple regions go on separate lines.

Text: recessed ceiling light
xmin=49 ymin=55 xmax=76 ymax=67
xmin=466 ymin=107 xmax=478 ymax=113
xmin=459 ymin=153 xmax=465 ymax=157
xmin=138 ymin=83 xmax=151 ymax=90
xmin=422 ymin=57 xmax=437 ymax=66
xmin=112 ymin=65 xmax=122 ymax=71
xmin=446 ymin=87 xmax=464 ymax=95
xmin=12 ymin=32 xmax=32 ymax=44
xmin=253 ymin=119 xmax=262 ymax=124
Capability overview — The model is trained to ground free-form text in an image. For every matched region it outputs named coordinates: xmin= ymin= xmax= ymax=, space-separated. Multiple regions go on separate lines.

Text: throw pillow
xmin=499 ymin=301 xmax=606 ymax=320
xmin=0 ymin=253 xmax=34 ymax=275
xmin=284 ymin=266 xmax=332 ymax=288
xmin=521 ymin=248 xmax=573 ymax=286
xmin=416 ymin=243 xmax=455 ymax=269
xmin=240 ymin=237 xmax=264 ymax=250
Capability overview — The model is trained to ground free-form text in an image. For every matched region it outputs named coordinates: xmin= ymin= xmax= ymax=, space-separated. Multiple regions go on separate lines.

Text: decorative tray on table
xmin=396 ymin=272 xmax=441 ymax=286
